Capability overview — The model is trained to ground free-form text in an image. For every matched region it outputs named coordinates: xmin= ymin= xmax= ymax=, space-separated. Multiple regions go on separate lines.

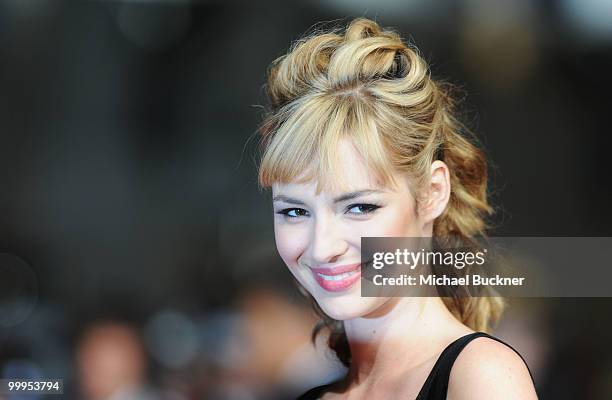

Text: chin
xmin=314 ymin=293 xmax=383 ymax=321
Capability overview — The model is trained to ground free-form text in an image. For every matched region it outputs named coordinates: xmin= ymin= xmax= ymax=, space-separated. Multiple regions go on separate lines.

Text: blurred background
xmin=0 ymin=0 xmax=611 ymax=399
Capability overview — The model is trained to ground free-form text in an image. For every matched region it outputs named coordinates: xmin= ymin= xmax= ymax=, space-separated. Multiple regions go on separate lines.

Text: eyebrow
xmin=272 ymin=189 xmax=386 ymax=205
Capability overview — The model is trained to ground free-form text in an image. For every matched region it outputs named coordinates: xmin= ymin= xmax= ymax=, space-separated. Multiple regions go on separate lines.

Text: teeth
xmin=318 ymin=270 xmax=358 ymax=281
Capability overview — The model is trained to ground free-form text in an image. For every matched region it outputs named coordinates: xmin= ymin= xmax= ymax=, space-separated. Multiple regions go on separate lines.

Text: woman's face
xmin=271 ymin=138 xmax=446 ymax=321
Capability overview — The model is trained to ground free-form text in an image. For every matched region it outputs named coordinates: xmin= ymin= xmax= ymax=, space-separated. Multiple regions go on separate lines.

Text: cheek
xmin=357 ymin=206 xmax=421 ymax=237
xmin=274 ymin=221 xmax=308 ymax=268
xmin=387 ymin=210 xmax=421 ymax=236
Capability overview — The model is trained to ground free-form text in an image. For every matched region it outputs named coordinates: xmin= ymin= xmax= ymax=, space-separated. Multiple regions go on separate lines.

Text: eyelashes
xmin=346 ymin=203 xmax=381 ymax=215
xmin=275 ymin=203 xmax=382 ymax=219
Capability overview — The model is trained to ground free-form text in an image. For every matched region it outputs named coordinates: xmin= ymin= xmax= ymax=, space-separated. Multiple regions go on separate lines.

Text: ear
xmin=418 ymin=160 xmax=451 ymax=224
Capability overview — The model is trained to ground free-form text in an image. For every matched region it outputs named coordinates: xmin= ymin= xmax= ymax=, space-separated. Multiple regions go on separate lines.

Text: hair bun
xmin=265 ymin=18 xmax=427 ymax=110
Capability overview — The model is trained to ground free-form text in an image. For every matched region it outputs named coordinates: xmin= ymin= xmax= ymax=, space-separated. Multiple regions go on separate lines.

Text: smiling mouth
xmin=316 ymin=270 xmax=360 ymax=281
xmin=310 ymin=263 xmax=362 ymax=292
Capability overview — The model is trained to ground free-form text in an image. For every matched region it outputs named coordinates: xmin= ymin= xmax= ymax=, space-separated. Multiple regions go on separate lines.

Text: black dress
xmin=296 ymin=331 xmax=537 ymax=400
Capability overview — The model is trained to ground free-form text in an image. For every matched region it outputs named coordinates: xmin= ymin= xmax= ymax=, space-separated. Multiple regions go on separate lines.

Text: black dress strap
xmin=296 ymin=332 xmax=537 ymax=400
xmin=416 ymin=331 xmax=537 ymax=400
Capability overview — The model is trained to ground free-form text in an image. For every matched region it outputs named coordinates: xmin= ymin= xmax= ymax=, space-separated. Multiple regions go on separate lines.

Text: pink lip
xmin=310 ymin=263 xmax=362 ymax=292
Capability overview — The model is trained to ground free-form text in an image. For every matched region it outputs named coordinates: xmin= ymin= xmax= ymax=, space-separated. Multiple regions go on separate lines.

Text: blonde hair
xmin=256 ymin=17 xmax=504 ymax=366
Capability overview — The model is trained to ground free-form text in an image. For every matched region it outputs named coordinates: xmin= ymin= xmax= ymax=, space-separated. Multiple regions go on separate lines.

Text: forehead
xmin=272 ymin=138 xmax=393 ymax=196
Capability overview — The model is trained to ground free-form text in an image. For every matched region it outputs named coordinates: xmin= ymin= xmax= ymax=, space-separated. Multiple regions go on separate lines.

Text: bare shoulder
xmin=447 ymin=336 xmax=539 ymax=400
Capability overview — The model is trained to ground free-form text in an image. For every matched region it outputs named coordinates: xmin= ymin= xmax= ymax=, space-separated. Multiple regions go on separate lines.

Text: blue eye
xmin=276 ymin=208 xmax=309 ymax=218
xmin=347 ymin=203 xmax=381 ymax=215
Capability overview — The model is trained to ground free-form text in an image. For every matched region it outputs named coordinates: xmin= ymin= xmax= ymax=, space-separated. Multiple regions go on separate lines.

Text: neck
xmin=343 ymin=296 xmax=471 ymax=385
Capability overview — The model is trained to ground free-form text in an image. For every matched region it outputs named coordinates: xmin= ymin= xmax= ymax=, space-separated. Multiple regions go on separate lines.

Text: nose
xmin=309 ymin=214 xmax=348 ymax=265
